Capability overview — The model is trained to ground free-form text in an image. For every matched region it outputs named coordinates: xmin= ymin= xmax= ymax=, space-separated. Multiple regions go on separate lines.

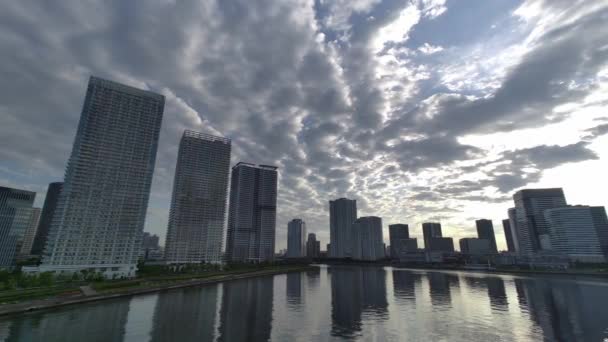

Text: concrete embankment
xmin=0 ymin=266 xmax=315 ymax=317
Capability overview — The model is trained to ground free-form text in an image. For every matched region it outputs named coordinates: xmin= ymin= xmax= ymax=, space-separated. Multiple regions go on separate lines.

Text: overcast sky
xmin=1 ymin=0 xmax=607 ymax=251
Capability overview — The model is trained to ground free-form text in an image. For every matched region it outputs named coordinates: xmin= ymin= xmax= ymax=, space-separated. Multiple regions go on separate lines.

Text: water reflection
xmin=2 ymin=266 xmax=608 ymax=341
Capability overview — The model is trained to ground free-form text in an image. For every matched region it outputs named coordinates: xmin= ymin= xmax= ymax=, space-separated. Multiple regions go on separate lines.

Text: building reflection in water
xmin=305 ymin=267 xmax=321 ymax=291
xmin=392 ymin=270 xmax=421 ymax=304
xmin=218 ymin=275 xmax=274 ymax=342
xmin=464 ymin=276 xmax=508 ymax=311
xmin=150 ymin=285 xmax=219 ymax=342
xmin=329 ymin=266 xmax=388 ymax=338
xmin=427 ymin=272 xmax=459 ymax=308
xmin=286 ymin=272 xmax=304 ymax=306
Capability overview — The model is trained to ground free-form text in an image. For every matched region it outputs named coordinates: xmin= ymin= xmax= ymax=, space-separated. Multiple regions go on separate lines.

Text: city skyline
xmin=1 ymin=1 xmax=607 ymax=253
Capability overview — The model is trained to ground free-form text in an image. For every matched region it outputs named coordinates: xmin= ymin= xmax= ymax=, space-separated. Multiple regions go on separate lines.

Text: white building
xmin=29 ymin=76 xmax=164 ymax=278
xmin=544 ymin=205 xmax=607 ymax=263
xmin=287 ymin=219 xmax=306 ymax=258
xmin=351 ymin=216 xmax=384 ymax=261
xmin=164 ymin=131 xmax=231 ymax=264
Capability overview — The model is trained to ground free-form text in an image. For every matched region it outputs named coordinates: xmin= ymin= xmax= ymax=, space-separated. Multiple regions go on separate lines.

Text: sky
xmin=1 ymin=0 xmax=607 ymax=252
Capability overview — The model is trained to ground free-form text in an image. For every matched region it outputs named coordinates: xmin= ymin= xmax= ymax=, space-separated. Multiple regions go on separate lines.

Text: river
xmin=2 ymin=265 xmax=608 ymax=341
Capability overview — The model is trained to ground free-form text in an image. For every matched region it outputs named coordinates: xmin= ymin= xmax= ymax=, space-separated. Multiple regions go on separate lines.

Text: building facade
xmin=544 ymin=206 xmax=607 ymax=263
xmin=422 ymin=222 xmax=442 ymax=250
xmin=502 ymin=219 xmax=516 ymax=252
xmin=427 ymin=237 xmax=454 ymax=252
xmin=476 ymin=219 xmax=497 ymax=252
xmin=459 ymin=238 xmax=491 ymax=254
xmin=20 ymin=208 xmax=41 ymax=256
xmin=329 ymin=198 xmax=357 ymax=258
xmin=164 ymin=131 xmax=231 ymax=264
xmin=388 ymin=224 xmax=409 ymax=259
xmin=351 ymin=216 xmax=384 ymax=261
xmin=0 ymin=187 xmax=36 ymax=267
xmin=36 ymin=76 xmax=165 ymax=278
xmin=31 ymin=182 xmax=63 ymax=255
xmin=226 ymin=163 xmax=278 ymax=263
xmin=306 ymin=233 xmax=320 ymax=258
xmin=513 ymin=188 xmax=567 ymax=254
xmin=507 ymin=207 xmax=520 ymax=253
xmin=287 ymin=219 xmax=307 ymax=258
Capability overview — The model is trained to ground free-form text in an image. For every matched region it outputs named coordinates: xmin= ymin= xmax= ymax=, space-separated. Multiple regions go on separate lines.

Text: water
xmin=2 ymin=265 xmax=608 ymax=341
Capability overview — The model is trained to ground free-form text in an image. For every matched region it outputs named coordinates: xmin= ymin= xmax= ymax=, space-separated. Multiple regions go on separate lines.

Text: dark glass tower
xmin=31 ymin=182 xmax=63 ymax=255
xmin=476 ymin=219 xmax=497 ymax=252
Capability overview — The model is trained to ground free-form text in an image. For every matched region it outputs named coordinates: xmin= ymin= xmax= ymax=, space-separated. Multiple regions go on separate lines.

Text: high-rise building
xmin=502 ymin=219 xmax=516 ymax=252
xmin=306 ymin=233 xmax=320 ymax=258
xmin=226 ymin=163 xmax=278 ymax=263
xmin=513 ymin=188 xmax=567 ymax=254
xmin=140 ymin=232 xmax=161 ymax=260
xmin=329 ymin=198 xmax=357 ymax=258
xmin=287 ymin=219 xmax=306 ymax=258
xmin=351 ymin=216 xmax=384 ymax=261
xmin=392 ymin=238 xmax=418 ymax=259
xmin=476 ymin=219 xmax=497 ymax=252
xmin=459 ymin=238 xmax=491 ymax=254
xmin=35 ymin=76 xmax=164 ymax=278
xmin=544 ymin=206 xmax=608 ymax=263
xmin=591 ymin=207 xmax=608 ymax=258
xmin=0 ymin=187 xmax=36 ymax=267
xmin=427 ymin=237 xmax=454 ymax=252
xmin=20 ymin=208 xmax=41 ymax=256
xmin=507 ymin=207 xmax=520 ymax=253
xmin=388 ymin=224 xmax=409 ymax=258
xmin=31 ymin=182 xmax=63 ymax=255
xmin=164 ymin=131 xmax=231 ymax=264
xmin=422 ymin=222 xmax=442 ymax=250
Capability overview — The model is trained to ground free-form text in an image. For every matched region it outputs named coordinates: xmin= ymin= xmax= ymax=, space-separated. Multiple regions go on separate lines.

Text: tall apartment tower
xmin=31 ymin=182 xmax=63 ymax=255
xmin=20 ymin=208 xmax=41 ymax=255
xmin=287 ymin=219 xmax=307 ymax=258
xmin=306 ymin=233 xmax=320 ymax=258
xmin=513 ymin=188 xmax=567 ymax=255
xmin=422 ymin=222 xmax=442 ymax=250
xmin=329 ymin=198 xmax=357 ymax=258
xmin=164 ymin=131 xmax=231 ymax=264
xmin=0 ymin=187 xmax=36 ymax=267
xmin=507 ymin=208 xmax=520 ymax=253
xmin=352 ymin=216 xmax=384 ymax=261
xmin=476 ymin=219 xmax=497 ymax=252
xmin=388 ymin=224 xmax=409 ymax=258
xmin=36 ymin=76 xmax=164 ymax=278
xmin=502 ymin=219 xmax=516 ymax=252
xmin=226 ymin=163 xmax=278 ymax=263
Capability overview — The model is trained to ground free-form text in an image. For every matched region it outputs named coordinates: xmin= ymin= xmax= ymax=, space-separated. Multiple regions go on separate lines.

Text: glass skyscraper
xmin=287 ymin=218 xmax=306 ymax=258
xmin=36 ymin=76 xmax=164 ymax=277
xmin=164 ymin=130 xmax=231 ymax=264
xmin=329 ymin=198 xmax=357 ymax=258
xmin=0 ymin=186 xmax=36 ymax=267
xmin=226 ymin=162 xmax=278 ymax=263
xmin=31 ymin=182 xmax=63 ymax=255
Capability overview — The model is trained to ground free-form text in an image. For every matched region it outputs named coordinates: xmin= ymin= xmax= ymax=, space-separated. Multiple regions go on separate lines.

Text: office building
xmin=513 ymin=188 xmax=567 ymax=254
xmin=34 ymin=76 xmax=165 ymax=278
xmin=393 ymin=238 xmax=418 ymax=259
xmin=226 ymin=163 xmax=278 ymax=262
xmin=31 ymin=182 xmax=63 ymax=255
xmin=502 ymin=219 xmax=516 ymax=252
xmin=140 ymin=232 xmax=161 ymax=260
xmin=287 ymin=219 xmax=307 ymax=258
xmin=591 ymin=207 xmax=608 ymax=257
xmin=306 ymin=233 xmax=321 ymax=258
xmin=427 ymin=237 xmax=454 ymax=252
xmin=0 ymin=187 xmax=36 ymax=267
xmin=476 ymin=219 xmax=497 ymax=252
xmin=507 ymin=207 xmax=520 ymax=253
xmin=459 ymin=238 xmax=491 ymax=254
xmin=544 ymin=206 xmax=608 ymax=263
xmin=20 ymin=208 xmax=41 ymax=255
xmin=351 ymin=216 xmax=384 ymax=261
xmin=164 ymin=131 xmax=231 ymax=264
xmin=388 ymin=224 xmax=409 ymax=258
xmin=329 ymin=198 xmax=357 ymax=258
xmin=422 ymin=222 xmax=442 ymax=250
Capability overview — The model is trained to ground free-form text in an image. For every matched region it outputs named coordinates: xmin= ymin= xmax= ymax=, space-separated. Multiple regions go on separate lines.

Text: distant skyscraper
xmin=31 ymin=182 xmax=63 ymax=255
xmin=507 ymin=207 xmax=520 ymax=253
xmin=422 ymin=222 xmax=442 ymax=250
xmin=544 ymin=206 xmax=608 ymax=262
xmin=459 ymin=238 xmax=491 ymax=254
xmin=306 ymin=233 xmax=320 ymax=258
xmin=427 ymin=237 xmax=454 ymax=252
xmin=37 ymin=76 xmax=164 ymax=278
xmin=502 ymin=219 xmax=516 ymax=252
xmin=164 ymin=131 xmax=231 ymax=264
xmin=0 ymin=187 xmax=36 ymax=266
xmin=351 ymin=216 xmax=384 ymax=261
xmin=329 ymin=198 xmax=357 ymax=258
xmin=226 ymin=163 xmax=278 ymax=263
xmin=287 ymin=219 xmax=307 ymax=258
xmin=513 ymin=188 xmax=567 ymax=254
xmin=388 ymin=224 xmax=409 ymax=258
xmin=591 ymin=207 xmax=608 ymax=258
xmin=20 ymin=208 xmax=41 ymax=255
xmin=476 ymin=219 xmax=497 ymax=252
